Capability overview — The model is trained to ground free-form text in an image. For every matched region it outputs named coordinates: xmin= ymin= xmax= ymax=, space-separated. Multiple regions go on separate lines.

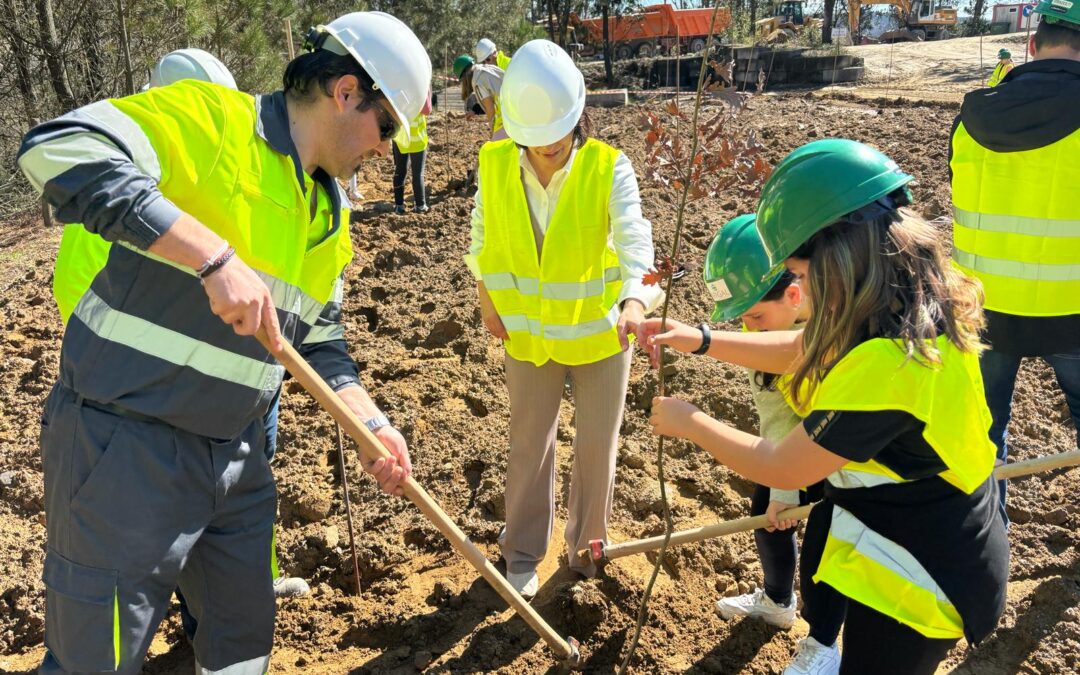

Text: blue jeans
xmin=981 ymin=348 xmax=1080 ymax=526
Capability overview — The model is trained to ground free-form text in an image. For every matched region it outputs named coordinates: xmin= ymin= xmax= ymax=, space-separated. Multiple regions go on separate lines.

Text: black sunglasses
xmin=374 ymin=104 xmax=400 ymax=142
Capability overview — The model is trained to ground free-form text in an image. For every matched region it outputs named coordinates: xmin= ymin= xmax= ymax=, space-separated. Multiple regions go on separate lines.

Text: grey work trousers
xmin=500 ymin=349 xmax=632 ymax=577
xmin=38 ymin=383 xmax=276 ymax=674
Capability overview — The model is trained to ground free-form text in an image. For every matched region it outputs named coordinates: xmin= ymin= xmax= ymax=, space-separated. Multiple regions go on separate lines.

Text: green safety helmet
xmin=704 ymin=214 xmax=785 ymax=321
xmin=1034 ymin=0 xmax=1080 ymax=29
xmin=998 ymin=48 xmax=1011 ymax=59
xmin=755 ymin=139 xmax=914 ymax=277
xmin=453 ymin=54 xmax=475 ymax=78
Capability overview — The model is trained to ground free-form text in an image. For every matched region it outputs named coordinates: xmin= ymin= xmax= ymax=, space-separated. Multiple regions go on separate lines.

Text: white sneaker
xmin=506 ymin=570 xmax=539 ymax=599
xmin=272 ymin=576 xmax=311 ymax=597
xmin=714 ymin=587 xmax=797 ymax=628
xmin=783 ymin=636 xmax=841 ymax=675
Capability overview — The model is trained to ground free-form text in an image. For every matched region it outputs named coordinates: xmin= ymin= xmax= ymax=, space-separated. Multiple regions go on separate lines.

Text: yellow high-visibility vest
xmin=393 ymin=114 xmax=428 ymax=154
xmin=476 ymin=138 xmax=625 ymax=366
xmin=53 ymin=223 xmax=112 ymax=323
xmin=986 ymin=61 xmax=1013 ymax=87
xmin=807 ymin=336 xmax=996 ymax=639
xmin=496 ymin=50 xmax=511 ymax=70
xmin=950 ymin=123 xmax=1080 ymax=316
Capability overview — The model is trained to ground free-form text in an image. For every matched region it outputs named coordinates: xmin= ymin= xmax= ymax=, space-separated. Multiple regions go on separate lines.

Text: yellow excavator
xmin=756 ymin=0 xmax=821 ymax=43
xmin=848 ymin=0 xmax=958 ymax=42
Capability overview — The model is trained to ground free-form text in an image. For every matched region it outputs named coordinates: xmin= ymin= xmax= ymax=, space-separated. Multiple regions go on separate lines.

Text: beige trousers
xmin=500 ymin=349 xmax=632 ymax=576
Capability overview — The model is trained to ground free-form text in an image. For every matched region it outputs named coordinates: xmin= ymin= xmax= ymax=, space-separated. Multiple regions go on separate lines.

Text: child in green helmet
xmin=641 ymin=139 xmax=1008 ymax=675
xmin=644 ymin=214 xmax=844 ymax=674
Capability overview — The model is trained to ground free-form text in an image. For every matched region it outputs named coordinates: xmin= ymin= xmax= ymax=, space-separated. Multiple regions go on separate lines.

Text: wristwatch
xmin=363 ymin=413 xmax=391 ymax=432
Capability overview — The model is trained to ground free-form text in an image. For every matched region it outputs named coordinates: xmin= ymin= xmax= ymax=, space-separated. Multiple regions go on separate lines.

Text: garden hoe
xmin=257 ymin=330 xmax=581 ymax=667
xmin=585 ymin=449 xmax=1080 ymax=563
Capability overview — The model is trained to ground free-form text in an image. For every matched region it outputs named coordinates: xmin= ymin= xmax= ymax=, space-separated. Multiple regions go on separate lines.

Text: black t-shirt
xmin=800 ymin=408 xmax=1010 ymax=645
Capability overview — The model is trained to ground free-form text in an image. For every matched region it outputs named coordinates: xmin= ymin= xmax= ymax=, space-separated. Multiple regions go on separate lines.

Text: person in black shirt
xmin=640 ymin=139 xmax=1008 ymax=675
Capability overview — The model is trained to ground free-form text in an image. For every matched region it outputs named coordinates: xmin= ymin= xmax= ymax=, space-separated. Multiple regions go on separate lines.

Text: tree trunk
xmin=81 ymin=2 xmax=108 ymax=100
xmin=546 ymin=0 xmax=556 ymax=41
xmin=116 ymin=0 xmax=135 ymax=95
xmin=34 ymin=0 xmax=77 ymax=111
xmin=558 ymin=0 xmax=571 ymax=48
xmin=3 ymin=0 xmax=39 ymax=127
xmin=603 ymin=1 xmax=613 ymax=86
xmin=750 ymin=0 xmax=758 ymax=26
xmin=823 ymin=0 xmax=835 ymax=43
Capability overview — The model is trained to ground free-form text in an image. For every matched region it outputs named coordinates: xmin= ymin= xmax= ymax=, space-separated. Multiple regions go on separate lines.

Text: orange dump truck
xmin=572 ymin=4 xmax=732 ymax=60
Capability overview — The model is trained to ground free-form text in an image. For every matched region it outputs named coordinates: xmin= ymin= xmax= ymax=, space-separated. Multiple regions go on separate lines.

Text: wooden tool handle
xmin=256 ymin=330 xmax=577 ymax=661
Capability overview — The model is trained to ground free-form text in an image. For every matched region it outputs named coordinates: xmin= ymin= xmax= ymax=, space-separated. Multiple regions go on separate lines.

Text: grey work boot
xmin=273 ymin=575 xmax=311 ymax=597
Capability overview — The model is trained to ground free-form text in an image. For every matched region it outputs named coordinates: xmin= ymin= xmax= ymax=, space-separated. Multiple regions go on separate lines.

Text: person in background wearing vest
xmin=392 ymin=88 xmax=433 ymax=214
xmin=987 ymin=48 xmax=1015 ymax=87
xmin=687 ymin=215 xmax=844 ymax=675
xmin=475 ymin=37 xmax=513 ymax=70
xmin=950 ymin=0 xmax=1080 ymax=528
xmin=465 ymin=40 xmax=663 ymax=599
xmin=454 ymin=53 xmax=507 ymax=141
xmin=49 ymin=47 xmax=312 ymax=604
xmin=643 ymin=140 xmax=1008 ymax=674
xmin=18 ymin=12 xmax=429 ymax=673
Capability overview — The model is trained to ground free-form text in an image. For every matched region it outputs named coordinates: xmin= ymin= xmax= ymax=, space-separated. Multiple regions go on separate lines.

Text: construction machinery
xmin=755 ymin=0 xmax=821 ymax=43
xmin=848 ymin=0 xmax=958 ymax=42
xmin=571 ymin=4 xmax=732 ymax=59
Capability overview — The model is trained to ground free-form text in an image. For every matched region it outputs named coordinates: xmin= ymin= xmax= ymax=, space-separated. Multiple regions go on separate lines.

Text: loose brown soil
xmin=1 ymin=91 xmax=1077 ymax=675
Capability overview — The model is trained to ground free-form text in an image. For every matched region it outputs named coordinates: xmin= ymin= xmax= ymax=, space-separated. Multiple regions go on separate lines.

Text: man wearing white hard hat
xmin=474 ymin=37 xmax=512 ymax=69
xmin=465 ymin=39 xmax=662 ymax=598
xmin=19 ymin=12 xmax=429 ymax=673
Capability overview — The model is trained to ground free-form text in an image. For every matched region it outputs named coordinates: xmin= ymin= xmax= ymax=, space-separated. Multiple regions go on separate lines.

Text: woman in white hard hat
xmin=454 ymin=53 xmax=507 ymax=141
xmin=474 ymin=37 xmax=512 ymax=69
xmin=465 ymin=39 xmax=662 ymax=598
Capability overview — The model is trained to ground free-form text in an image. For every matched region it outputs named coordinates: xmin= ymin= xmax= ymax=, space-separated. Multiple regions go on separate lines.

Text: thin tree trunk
xmin=34 ymin=0 xmax=77 ymax=111
xmin=116 ymin=0 xmax=134 ymax=95
xmin=823 ymin=0 xmax=835 ymax=43
xmin=750 ymin=0 xmax=758 ymax=26
xmin=546 ymin=0 xmax=556 ymax=41
xmin=81 ymin=2 xmax=107 ymax=100
xmin=603 ymin=0 xmax=613 ymax=86
xmin=3 ymin=0 xmax=39 ymax=127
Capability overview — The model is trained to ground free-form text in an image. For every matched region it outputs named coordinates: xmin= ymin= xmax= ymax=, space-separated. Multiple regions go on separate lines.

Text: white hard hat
xmin=149 ymin=48 xmax=237 ymax=90
xmin=474 ymin=38 xmax=497 ymax=62
xmin=500 ymin=39 xmax=585 ymax=147
xmin=311 ymin=12 xmax=432 ymax=136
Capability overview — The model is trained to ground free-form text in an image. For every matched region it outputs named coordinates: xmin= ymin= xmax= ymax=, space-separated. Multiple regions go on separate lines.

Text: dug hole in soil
xmin=1 ymin=92 xmax=1078 ymax=674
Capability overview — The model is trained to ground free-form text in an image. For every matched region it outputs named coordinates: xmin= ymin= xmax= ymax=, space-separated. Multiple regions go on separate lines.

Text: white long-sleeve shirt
xmin=464 ymin=146 xmax=664 ymax=313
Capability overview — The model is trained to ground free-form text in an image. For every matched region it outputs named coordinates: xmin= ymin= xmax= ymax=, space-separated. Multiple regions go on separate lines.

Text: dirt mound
xmin=1 ymin=93 xmax=1077 ymax=674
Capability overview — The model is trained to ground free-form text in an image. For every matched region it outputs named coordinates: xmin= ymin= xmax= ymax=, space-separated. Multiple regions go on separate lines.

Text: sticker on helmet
xmin=707 ymin=278 xmax=733 ymax=302
xmin=1050 ymin=0 xmax=1072 ymax=8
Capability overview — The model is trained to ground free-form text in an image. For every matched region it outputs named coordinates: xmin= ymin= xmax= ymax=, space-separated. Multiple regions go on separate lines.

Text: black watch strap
xmin=692 ymin=323 xmax=712 ymax=355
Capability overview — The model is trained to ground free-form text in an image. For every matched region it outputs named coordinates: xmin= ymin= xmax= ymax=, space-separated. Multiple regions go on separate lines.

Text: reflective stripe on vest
xmin=74 ymin=289 xmax=284 ymax=392
xmin=394 ymin=114 xmax=428 ymax=154
xmin=813 ymin=507 xmax=965 ymax=639
xmin=47 ymin=82 xmax=352 ymax=437
xmin=950 ymin=123 xmax=1080 ymax=316
xmin=805 ymin=336 xmax=995 ymax=639
xmin=476 ymin=138 xmax=623 ymax=366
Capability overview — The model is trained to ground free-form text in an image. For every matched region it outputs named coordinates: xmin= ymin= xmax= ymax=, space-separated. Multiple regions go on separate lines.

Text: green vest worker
xmin=643 ymin=139 xmax=1008 ymax=675
xmin=950 ymin=0 xmax=1080 ymax=527
xmin=986 ymin=48 xmax=1014 ymax=86
xmin=18 ymin=12 xmax=430 ymax=674
xmin=465 ymin=39 xmax=662 ymax=599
